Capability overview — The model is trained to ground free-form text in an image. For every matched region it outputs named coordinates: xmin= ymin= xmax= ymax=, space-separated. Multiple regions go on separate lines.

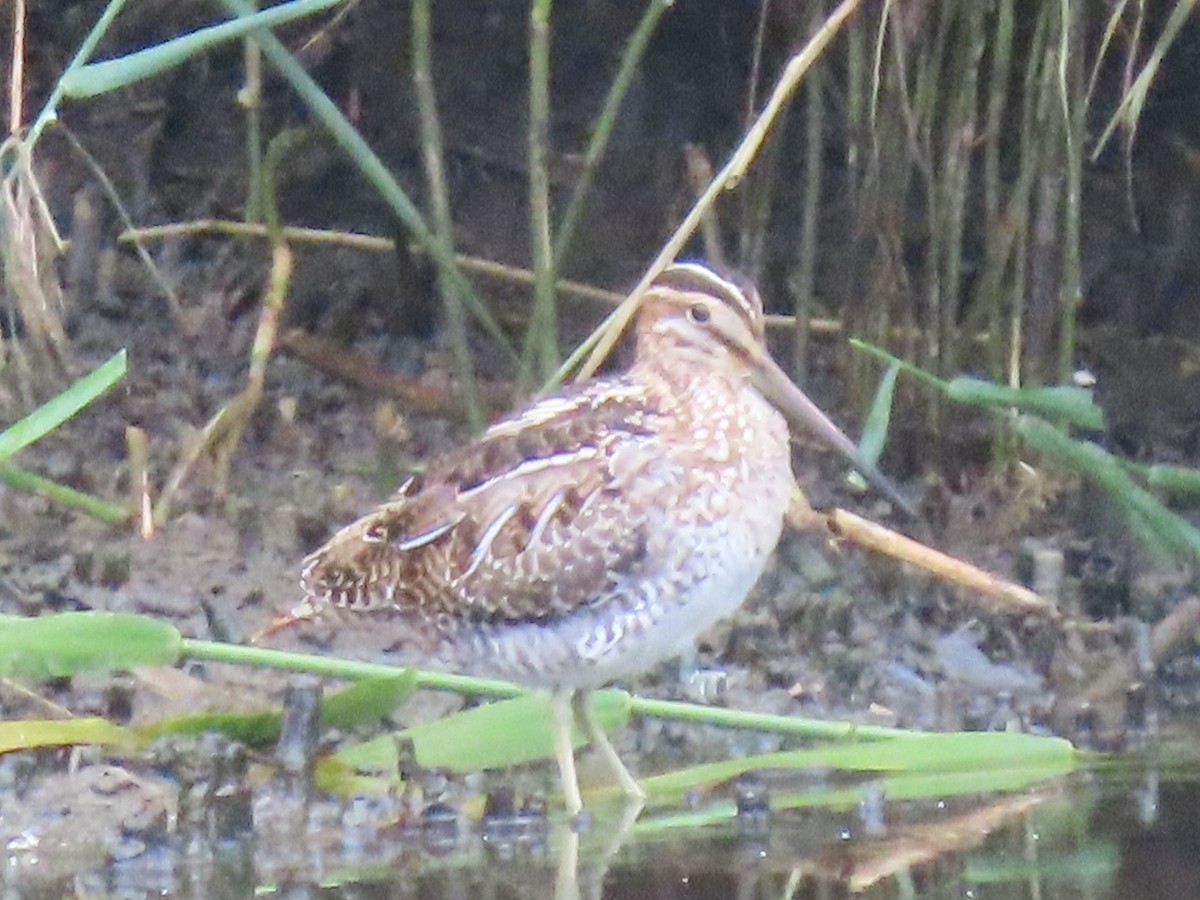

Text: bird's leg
xmin=573 ymin=691 xmax=645 ymax=801
xmin=549 ymin=688 xmax=584 ymax=816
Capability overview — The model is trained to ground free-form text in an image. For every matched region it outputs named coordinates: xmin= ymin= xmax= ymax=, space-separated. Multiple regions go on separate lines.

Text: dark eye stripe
xmin=654 ymin=262 xmax=762 ymax=331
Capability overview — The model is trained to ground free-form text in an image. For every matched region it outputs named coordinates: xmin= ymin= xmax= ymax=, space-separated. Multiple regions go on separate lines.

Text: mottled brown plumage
xmin=271 ymin=261 xmax=910 ymax=815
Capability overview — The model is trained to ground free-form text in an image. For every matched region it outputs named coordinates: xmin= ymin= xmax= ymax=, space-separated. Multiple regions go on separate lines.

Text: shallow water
xmin=6 ymin=732 xmax=1200 ymax=900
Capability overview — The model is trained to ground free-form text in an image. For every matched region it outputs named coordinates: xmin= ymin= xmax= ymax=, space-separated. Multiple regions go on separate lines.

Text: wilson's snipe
xmin=275 ymin=262 xmax=909 ymax=815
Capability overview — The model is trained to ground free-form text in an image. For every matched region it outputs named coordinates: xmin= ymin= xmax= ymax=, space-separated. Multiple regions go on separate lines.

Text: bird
xmin=270 ymin=261 xmax=911 ymax=816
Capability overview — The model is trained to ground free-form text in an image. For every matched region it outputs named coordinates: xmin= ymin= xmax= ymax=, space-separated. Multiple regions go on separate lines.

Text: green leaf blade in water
xmin=0 ymin=717 xmax=139 ymax=754
xmin=640 ymin=731 xmax=1077 ymax=797
xmin=0 ymin=611 xmax=181 ymax=679
xmin=402 ymin=690 xmax=630 ymax=772
xmin=142 ymin=671 xmax=417 ymax=746
xmin=636 ymin=746 xmax=1077 ymax=834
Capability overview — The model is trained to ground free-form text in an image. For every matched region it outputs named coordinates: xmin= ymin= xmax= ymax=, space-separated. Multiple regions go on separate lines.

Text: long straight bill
xmin=749 ymin=348 xmax=916 ymax=518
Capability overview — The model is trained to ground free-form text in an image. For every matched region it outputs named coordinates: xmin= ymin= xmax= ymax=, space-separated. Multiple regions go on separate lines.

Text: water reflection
xmin=13 ymin=754 xmax=1200 ymax=898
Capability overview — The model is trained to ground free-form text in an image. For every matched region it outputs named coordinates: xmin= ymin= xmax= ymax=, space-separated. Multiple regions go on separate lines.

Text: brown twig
xmin=278 ymin=328 xmax=511 ymax=417
xmin=828 ymin=507 xmax=1061 ymax=620
xmin=119 ymin=219 xmax=850 ymax=334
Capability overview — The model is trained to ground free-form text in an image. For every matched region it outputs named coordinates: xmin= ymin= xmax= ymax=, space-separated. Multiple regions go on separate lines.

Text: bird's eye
xmin=687 ymin=303 xmax=711 ymax=323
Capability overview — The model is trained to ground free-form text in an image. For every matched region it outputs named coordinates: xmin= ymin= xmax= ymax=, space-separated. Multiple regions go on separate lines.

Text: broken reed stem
xmin=1065 ymin=596 xmax=1200 ymax=717
xmin=828 ymin=507 xmax=1061 ymax=621
xmin=523 ymin=0 xmax=558 ymax=386
xmin=561 ymin=0 xmax=864 ymax=387
xmin=553 ymin=0 xmax=671 ymax=269
xmin=412 ymin=0 xmax=482 ymax=428
xmin=125 ymin=425 xmax=152 ymax=538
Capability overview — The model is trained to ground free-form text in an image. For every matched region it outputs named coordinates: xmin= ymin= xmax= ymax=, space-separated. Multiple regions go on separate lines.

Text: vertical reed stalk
xmin=844 ymin=7 xmax=864 ymax=208
xmin=524 ymin=0 xmax=557 ymax=386
xmin=9 ymin=0 xmax=26 ymax=136
xmin=1026 ymin=3 xmax=1066 ymax=387
xmin=1058 ymin=0 xmax=1085 ymax=386
xmin=412 ymin=0 xmax=482 ymax=428
xmin=793 ymin=2 xmax=826 ymax=382
xmin=1010 ymin=5 xmax=1053 ymax=389
xmin=984 ymin=0 xmax=1014 ymax=384
xmin=241 ymin=23 xmax=264 ymax=223
xmin=937 ymin=4 xmax=985 ymax=379
xmin=739 ymin=0 xmax=773 ymax=272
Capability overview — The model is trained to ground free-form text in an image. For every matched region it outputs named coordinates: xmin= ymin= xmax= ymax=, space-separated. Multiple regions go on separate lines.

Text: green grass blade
xmin=851 ymin=340 xmax=1105 ymax=431
xmin=144 ymin=708 xmax=282 ymax=745
xmin=329 ymin=732 xmax=401 ymax=774
xmin=0 ymin=350 xmax=126 ymax=462
xmin=141 ymin=671 xmax=416 ymax=745
xmin=1143 ymin=462 xmax=1200 ymax=499
xmin=0 ymin=611 xmax=181 ymax=679
xmin=0 ymin=462 xmax=129 ymax=523
xmin=181 ymin=639 xmax=525 ymax=698
xmin=0 ymin=717 xmax=139 ymax=753
xmin=1017 ymin=415 xmax=1200 ymax=561
xmin=636 ymin=756 xmax=1076 ymax=833
xmin=860 ymin=361 xmax=900 ymax=468
xmin=849 ymin=338 xmax=947 ymax=391
xmin=627 ymin=696 xmax=924 ymax=741
xmin=319 ymin=669 xmax=418 ymax=731
xmin=639 ymin=731 xmax=1076 ymax=796
xmin=59 ymin=0 xmax=345 ymax=98
xmin=947 ymin=377 xmax=1104 ymax=430
xmin=27 ymin=0 xmax=132 ymax=148
xmin=402 ymin=690 xmax=630 ymax=771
